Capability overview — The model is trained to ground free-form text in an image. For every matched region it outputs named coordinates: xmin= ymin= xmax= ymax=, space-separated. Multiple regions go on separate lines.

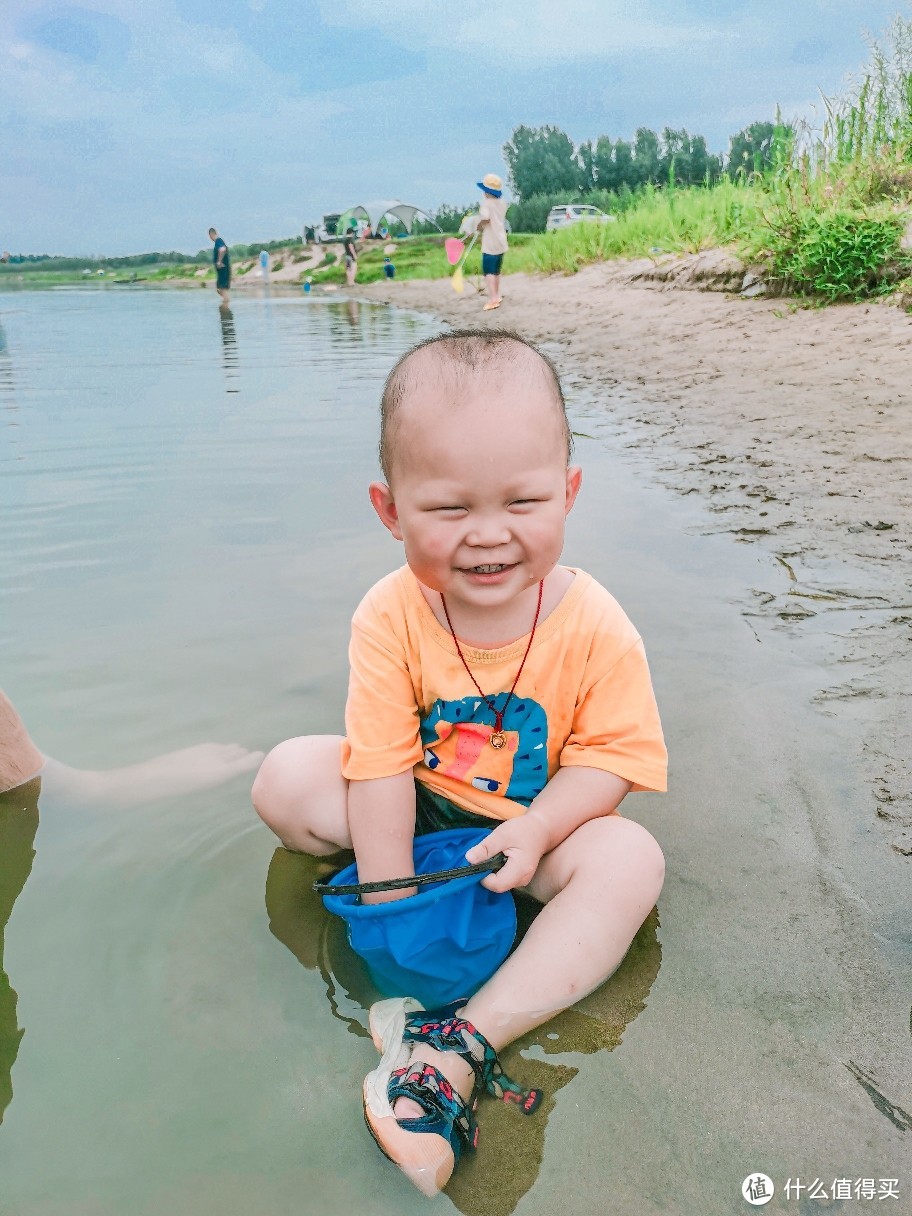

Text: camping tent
xmin=337 ymin=199 xmax=439 ymax=235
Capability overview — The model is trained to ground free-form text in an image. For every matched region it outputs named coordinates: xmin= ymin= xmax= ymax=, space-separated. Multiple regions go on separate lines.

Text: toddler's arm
xmin=348 ymin=771 xmax=418 ymax=904
xmin=465 ymin=766 xmax=631 ymax=892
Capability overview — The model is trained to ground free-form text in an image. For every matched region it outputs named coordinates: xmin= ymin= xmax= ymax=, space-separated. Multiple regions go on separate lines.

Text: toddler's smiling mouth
xmin=459 ymin=562 xmax=516 ymax=577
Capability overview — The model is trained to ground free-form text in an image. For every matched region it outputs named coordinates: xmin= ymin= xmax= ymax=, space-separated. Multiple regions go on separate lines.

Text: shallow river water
xmin=1 ymin=289 xmax=908 ymax=1215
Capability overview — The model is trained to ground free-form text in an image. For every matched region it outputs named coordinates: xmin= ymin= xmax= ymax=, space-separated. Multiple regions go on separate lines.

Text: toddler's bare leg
xmin=462 ymin=814 xmax=664 ymax=1048
xmin=395 ymin=814 xmax=664 ymax=1117
xmin=251 ymin=735 xmax=351 ymax=855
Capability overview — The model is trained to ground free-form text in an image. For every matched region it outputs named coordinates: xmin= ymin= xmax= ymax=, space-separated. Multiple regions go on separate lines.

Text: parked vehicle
xmin=314 ymin=213 xmax=342 ymax=243
xmin=545 ymin=204 xmax=616 ymax=232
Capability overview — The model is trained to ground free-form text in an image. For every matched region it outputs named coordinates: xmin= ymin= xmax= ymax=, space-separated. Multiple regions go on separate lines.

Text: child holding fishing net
xmin=252 ymin=329 xmax=666 ymax=1196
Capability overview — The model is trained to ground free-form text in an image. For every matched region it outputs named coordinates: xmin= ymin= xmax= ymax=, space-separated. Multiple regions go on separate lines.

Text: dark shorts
xmin=481 ymin=253 xmax=504 ymax=276
xmin=216 ymin=267 xmax=231 ymax=289
xmin=415 ymin=782 xmax=494 ymax=837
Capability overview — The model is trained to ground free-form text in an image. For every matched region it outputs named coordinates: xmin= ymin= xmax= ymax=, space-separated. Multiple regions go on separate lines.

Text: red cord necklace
xmin=440 ymin=581 xmax=544 ymax=749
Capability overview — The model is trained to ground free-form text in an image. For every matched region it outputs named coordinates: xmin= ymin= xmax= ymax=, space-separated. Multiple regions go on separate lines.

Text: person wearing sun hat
xmin=476 ymin=172 xmax=508 ymax=311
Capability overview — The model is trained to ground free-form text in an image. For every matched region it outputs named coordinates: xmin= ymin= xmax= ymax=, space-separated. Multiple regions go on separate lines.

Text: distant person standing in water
xmin=209 ymin=227 xmax=231 ymax=306
xmin=476 ymin=172 xmax=508 ymax=312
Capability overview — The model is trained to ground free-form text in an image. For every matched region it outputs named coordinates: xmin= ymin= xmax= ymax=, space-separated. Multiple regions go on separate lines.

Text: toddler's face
xmin=371 ymin=370 xmax=581 ymax=612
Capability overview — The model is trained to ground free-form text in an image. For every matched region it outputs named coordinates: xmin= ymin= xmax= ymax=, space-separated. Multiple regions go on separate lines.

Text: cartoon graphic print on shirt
xmin=419 ymin=694 xmax=549 ymax=804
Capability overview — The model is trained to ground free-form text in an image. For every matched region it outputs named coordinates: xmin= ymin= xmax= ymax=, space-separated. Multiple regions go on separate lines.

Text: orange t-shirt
xmin=340 ymin=567 xmax=666 ymax=821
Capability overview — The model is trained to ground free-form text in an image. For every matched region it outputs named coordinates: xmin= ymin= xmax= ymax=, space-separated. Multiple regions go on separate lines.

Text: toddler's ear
xmin=368 ymin=481 xmax=403 ymax=541
xmin=565 ymin=465 xmax=583 ymax=514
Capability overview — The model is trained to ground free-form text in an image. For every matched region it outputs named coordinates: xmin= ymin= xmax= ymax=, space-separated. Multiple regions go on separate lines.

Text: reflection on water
xmin=265 ymin=847 xmax=661 ymax=1215
xmin=218 ymin=305 xmax=239 ymax=392
xmin=0 ymin=781 xmax=39 ymax=1127
xmin=0 ymin=320 xmax=14 ymax=403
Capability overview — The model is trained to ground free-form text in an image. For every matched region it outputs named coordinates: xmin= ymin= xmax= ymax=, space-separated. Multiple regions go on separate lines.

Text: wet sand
xmin=356 ymin=267 xmax=912 ymax=859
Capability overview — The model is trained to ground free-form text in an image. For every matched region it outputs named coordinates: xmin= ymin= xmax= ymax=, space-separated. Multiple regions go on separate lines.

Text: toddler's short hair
xmin=379 ymin=328 xmax=571 ymax=482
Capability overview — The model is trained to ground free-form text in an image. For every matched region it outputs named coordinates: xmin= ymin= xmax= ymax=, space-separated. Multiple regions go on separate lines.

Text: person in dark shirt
xmin=342 ymin=225 xmax=359 ymax=287
xmin=209 ymin=227 xmax=231 ymax=305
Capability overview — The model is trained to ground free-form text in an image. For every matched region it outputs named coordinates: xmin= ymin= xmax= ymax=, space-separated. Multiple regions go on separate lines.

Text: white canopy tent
xmin=337 ymin=199 xmax=440 ymax=234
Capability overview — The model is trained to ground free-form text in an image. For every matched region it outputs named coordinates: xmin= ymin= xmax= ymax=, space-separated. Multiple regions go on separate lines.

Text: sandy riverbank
xmin=352 ymin=265 xmax=912 ymax=856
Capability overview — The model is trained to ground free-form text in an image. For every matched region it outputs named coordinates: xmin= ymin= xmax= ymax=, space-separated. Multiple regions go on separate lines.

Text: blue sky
xmin=2 ymin=0 xmax=906 ymax=255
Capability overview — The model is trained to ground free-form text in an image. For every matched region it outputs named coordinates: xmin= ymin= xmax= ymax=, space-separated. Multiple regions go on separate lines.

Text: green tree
xmin=503 ymin=125 xmax=582 ymax=200
xmin=660 ymin=127 xmax=690 ymax=184
xmin=658 ymin=129 xmax=723 ymax=185
xmin=613 ymin=139 xmax=635 ymax=190
xmin=578 ymin=139 xmax=597 ymax=192
xmin=688 ymin=134 xmax=723 ymax=184
xmin=726 ymin=121 xmax=791 ymax=177
xmin=632 ymin=127 xmax=661 ymax=186
xmin=592 ymin=135 xmax=617 ymax=190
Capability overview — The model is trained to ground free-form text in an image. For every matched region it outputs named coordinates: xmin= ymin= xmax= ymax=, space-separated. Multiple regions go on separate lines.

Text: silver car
xmin=545 ymin=204 xmax=616 ymax=232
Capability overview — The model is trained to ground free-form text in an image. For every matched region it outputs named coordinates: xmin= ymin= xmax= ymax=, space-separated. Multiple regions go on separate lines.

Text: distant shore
xmin=353 ymin=266 xmax=912 ymax=856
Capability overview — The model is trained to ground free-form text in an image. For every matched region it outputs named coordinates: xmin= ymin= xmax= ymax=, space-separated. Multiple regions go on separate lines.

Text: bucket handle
xmin=313 ymin=851 xmax=507 ymax=896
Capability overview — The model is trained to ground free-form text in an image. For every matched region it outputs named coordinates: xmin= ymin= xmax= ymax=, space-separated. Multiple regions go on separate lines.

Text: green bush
xmin=763 ymin=209 xmax=908 ymax=300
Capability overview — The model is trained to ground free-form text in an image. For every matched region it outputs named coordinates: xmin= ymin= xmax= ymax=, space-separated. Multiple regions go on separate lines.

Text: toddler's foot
xmin=392 ymin=1042 xmax=474 ymax=1121
xmin=362 ymin=998 xmax=543 ymax=1195
xmin=363 ymin=998 xmax=477 ymax=1197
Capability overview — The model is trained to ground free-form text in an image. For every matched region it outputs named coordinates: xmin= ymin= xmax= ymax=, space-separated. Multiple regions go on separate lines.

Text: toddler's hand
xmin=464 ymin=816 xmax=550 ymax=893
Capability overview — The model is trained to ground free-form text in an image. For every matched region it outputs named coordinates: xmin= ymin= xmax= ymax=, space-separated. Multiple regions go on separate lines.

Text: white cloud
xmin=325 ymin=0 xmax=730 ymax=59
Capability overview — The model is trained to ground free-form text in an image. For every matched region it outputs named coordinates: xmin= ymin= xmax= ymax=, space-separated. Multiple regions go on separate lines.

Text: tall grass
xmin=531 ymin=179 xmax=763 ymax=272
xmin=818 ymin=16 xmax=912 ymax=167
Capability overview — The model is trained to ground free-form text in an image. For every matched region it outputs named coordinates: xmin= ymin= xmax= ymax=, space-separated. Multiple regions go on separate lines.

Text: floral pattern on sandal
xmin=403 ymin=1001 xmax=543 ymax=1114
xmin=386 ymin=1062 xmax=479 ymax=1158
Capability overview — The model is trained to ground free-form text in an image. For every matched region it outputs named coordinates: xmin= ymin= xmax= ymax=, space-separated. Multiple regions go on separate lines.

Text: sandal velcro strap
xmin=403 ymin=1004 xmax=543 ymax=1114
xmin=388 ymin=1062 xmax=479 ymax=1158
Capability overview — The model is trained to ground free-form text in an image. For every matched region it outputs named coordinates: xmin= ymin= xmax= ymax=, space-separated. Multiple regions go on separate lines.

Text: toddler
xmin=252 ymin=329 xmax=666 ymax=1195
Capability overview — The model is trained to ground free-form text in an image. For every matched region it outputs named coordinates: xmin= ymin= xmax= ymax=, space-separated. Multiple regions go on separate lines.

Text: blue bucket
xmin=321 ymin=828 xmax=516 ymax=1008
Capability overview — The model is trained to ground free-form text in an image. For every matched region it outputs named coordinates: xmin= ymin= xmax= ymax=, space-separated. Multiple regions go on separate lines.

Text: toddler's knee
xmin=250 ymin=738 xmax=299 ymax=828
xmin=580 ymin=816 xmax=665 ymax=896
xmin=251 ymin=734 xmax=349 ymax=855
xmin=622 ymin=818 xmax=665 ymax=899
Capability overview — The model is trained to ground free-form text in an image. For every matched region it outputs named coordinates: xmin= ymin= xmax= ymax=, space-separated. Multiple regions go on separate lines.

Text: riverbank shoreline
xmin=352 ymin=268 xmax=912 ymax=856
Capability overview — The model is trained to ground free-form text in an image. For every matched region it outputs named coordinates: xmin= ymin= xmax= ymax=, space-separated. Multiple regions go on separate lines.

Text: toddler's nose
xmin=465 ymin=516 xmax=511 ymax=548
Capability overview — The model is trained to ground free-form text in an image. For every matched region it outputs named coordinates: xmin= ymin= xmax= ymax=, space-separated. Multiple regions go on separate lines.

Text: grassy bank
xmin=306 ymin=233 xmax=543 ymax=286
xmin=302 ymin=172 xmax=911 ymax=304
xmin=527 ymin=173 xmax=912 ymax=301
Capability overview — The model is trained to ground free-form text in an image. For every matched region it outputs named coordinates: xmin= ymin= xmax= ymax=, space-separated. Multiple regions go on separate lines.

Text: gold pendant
xmin=490 ymin=731 xmax=507 ymax=749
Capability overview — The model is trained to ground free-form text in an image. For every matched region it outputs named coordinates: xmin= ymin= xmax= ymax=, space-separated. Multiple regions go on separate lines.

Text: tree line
xmin=504 ymin=120 xmax=790 ymax=199
xmin=416 ymin=118 xmax=792 ymax=234
xmin=0 ymin=235 xmax=303 ymax=271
